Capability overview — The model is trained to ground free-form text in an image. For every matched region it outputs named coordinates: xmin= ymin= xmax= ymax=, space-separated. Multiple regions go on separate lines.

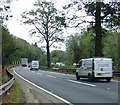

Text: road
xmin=14 ymin=66 xmax=119 ymax=104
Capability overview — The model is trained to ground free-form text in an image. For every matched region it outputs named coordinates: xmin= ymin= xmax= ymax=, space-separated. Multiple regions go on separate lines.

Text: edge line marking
xmin=14 ymin=70 xmax=71 ymax=104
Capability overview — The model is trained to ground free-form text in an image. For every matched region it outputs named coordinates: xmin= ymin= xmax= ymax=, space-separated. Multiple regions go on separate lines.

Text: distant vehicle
xmin=76 ymin=58 xmax=113 ymax=82
xmin=56 ymin=62 xmax=65 ymax=66
xmin=30 ymin=60 xmax=39 ymax=70
xmin=73 ymin=63 xmax=77 ymax=66
xmin=21 ymin=58 xmax=28 ymax=67
xmin=51 ymin=62 xmax=55 ymax=66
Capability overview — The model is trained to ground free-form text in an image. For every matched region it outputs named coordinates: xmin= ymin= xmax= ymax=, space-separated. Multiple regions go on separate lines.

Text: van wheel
xmin=106 ymin=78 xmax=111 ymax=82
xmin=76 ymin=73 xmax=80 ymax=80
xmin=88 ymin=74 xmax=93 ymax=82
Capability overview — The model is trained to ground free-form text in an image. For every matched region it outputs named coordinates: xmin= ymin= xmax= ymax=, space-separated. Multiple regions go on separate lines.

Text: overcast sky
xmin=5 ymin=0 xmax=70 ymax=51
xmin=6 ymin=0 xmax=91 ymax=51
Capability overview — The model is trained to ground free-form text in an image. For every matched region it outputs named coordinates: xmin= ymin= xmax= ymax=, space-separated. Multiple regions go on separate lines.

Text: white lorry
xmin=21 ymin=58 xmax=28 ymax=67
xmin=76 ymin=58 xmax=113 ymax=82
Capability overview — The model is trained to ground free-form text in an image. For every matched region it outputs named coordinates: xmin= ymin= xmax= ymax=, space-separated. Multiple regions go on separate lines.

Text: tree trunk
xmin=46 ymin=41 xmax=50 ymax=68
xmin=95 ymin=2 xmax=103 ymax=57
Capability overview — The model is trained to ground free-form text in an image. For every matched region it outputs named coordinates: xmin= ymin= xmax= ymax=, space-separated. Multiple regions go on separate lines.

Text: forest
xmin=1 ymin=24 xmax=119 ymax=71
xmin=1 ymin=25 xmax=46 ymax=69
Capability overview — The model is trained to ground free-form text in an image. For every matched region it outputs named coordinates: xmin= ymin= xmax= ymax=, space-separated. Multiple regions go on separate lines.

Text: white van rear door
xmin=94 ymin=59 xmax=112 ymax=77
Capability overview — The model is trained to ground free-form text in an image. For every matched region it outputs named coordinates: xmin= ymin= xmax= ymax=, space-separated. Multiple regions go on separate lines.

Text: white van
xmin=76 ymin=58 xmax=113 ymax=82
xmin=30 ymin=60 xmax=39 ymax=70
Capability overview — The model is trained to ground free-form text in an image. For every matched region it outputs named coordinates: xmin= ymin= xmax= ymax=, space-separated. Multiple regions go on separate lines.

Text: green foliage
xmin=65 ymin=28 xmax=119 ymax=68
xmin=63 ymin=1 xmax=119 ymax=57
xmin=84 ymin=2 xmax=120 ymax=30
xmin=2 ymin=25 xmax=46 ymax=67
xmin=2 ymin=81 xmax=22 ymax=103
xmin=51 ymin=50 xmax=65 ymax=63
xmin=103 ymin=31 xmax=119 ymax=66
xmin=2 ymin=26 xmax=17 ymax=65
xmin=66 ymin=31 xmax=94 ymax=65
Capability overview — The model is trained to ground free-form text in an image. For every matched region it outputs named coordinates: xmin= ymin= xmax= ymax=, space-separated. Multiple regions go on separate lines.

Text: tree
xmin=66 ymin=30 xmax=94 ymax=65
xmin=22 ymin=1 xmax=65 ymax=67
xmin=103 ymin=31 xmax=119 ymax=68
xmin=51 ymin=50 xmax=65 ymax=64
xmin=95 ymin=2 xmax=102 ymax=56
xmin=2 ymin=26 xmax=18 ymax=68
xmin=2 ymin=27 xmax=46 ymax=67
xmin=63 ymin=1 xmax=120 ymax=57
xmin=85 ymin=2 xmax=119 ymax=56
xmin=0 ymin=0 xmax=13 ymax=24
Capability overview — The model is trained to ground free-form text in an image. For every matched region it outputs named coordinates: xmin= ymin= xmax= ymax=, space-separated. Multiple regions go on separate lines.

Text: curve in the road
xmin=14 ymin=70 xmax=71 ymax=104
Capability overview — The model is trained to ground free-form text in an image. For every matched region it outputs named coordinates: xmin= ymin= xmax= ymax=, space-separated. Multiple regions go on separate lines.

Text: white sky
xmin=6 ymin=0 xmax=90 ymax=51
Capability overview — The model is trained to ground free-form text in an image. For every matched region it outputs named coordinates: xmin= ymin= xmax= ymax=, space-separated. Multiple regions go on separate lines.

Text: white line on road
xmin=111 ymin=80 xmax=120 ymax=82
xmin=67 ymin=79 xmax=96 ymax=87
xmin=47 ymin=75 xmax=56 ymax=78
xmin=41 ymin=70 xmax=75 ymax=77
xmin=31 ymin=71 xmax=35 ymax=73
xmin=39 ymin=70 xmax=45 ymax=72
xmin=48 ymin=72 xmax=66 ymax=75
xmin=37 ymin=73 xmax=43 ymax=75
xmin=14 ymin=70 xmax=71 ymax=104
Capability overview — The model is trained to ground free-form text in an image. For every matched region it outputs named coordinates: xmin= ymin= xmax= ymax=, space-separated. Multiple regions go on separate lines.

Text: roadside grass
xmin=113 ymin=75 xmax=120 ymax=80
xmin=2 ymin=81 xmax=23 ymax=104
xmin=2 ymin=69 xmax=9 ymax=84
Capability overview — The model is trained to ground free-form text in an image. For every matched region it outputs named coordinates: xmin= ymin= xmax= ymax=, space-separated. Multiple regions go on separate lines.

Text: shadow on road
xmin=76 ymin=78 xmax=109 ymax=83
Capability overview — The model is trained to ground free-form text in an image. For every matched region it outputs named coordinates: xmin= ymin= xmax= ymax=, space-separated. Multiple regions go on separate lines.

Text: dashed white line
xmin=67 ymin=79 xmax=96 ymax=87
xmin=111 ymin=80 xmax=120 ymax=82
xmin=31 ymin=71 xmax=35 ymax=73
xmin=48 ymin=72 xmax=66 ymax=75
xmin=47 ymin=75 xmax=56 ymax=78
xmin=37 ymin=73 xmax=42 ymax=75
xmin=40 ymin=70 xmax=45 ymax=72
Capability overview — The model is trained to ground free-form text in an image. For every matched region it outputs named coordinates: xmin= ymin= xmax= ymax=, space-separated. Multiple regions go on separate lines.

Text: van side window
xmin=79 ymin=60 xmax=82 ymax=67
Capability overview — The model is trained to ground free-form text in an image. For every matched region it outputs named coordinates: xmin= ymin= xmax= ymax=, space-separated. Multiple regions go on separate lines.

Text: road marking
xmin=14 ymin=70 xmax=71 ymax=104
xmin=67 ymin=79 xmax=96 ymax=87
xmin=49 ymin=72 xmax=66 ymax=75
xmin=40 ymin=70 xmax=45 ymax=72
xmin=31 ymin=71 xmax=35 ymax=73
xmin=47 ymin=75 xmax=56 ymax=78
xmin=37 ymin=73 xmax=42 ymax=75
xmin=111 ymin=80 xmax=120 ymax=82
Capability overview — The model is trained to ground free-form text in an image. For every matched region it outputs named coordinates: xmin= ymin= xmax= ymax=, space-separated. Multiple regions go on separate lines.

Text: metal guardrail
xmin=113 ymin=71 xmax=120 ymax=76
xmin=51 ymin=68 xmax=120 ymax=75
xmin=0 ymin=66 xmax=15 ymax=96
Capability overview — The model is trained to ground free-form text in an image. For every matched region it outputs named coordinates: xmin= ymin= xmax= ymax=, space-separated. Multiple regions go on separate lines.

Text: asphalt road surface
xmin=15 ymin=66 xmax=119 ymax=105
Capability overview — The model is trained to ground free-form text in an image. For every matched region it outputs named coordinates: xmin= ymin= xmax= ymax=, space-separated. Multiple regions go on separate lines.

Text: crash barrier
xmin=52 ymin=68 xmax=76 ymax=74
xmin=51 ymin=68 xmax=120 ymax=76
xmin=0 ymin=66 xmax=15 ymax=97
xmin=113 ymin=71 xmax=120 ymax=76
xmin=40 ymin=66 xmax=120 ymax=75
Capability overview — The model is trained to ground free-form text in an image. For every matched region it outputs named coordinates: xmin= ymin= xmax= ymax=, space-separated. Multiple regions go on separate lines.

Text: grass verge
xmin=2 ymin=81 xmax=23 ymax=104
xmin=113 ymin=75 xmax=120 ymax=80
xmin=2 ymin=69 xmax=9 ymax=84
